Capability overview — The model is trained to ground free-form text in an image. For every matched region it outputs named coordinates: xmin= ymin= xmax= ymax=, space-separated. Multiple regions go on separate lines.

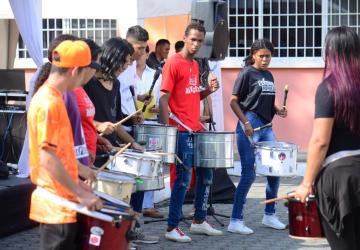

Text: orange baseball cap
xmin=52 ymin=40 xmax=100 ymax=69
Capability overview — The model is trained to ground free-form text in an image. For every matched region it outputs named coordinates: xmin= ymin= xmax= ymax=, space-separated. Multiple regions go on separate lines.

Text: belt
xmin=323 ymin=149 xmax=360 ymax=167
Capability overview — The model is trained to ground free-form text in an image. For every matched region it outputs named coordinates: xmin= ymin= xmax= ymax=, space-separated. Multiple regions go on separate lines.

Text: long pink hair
xmin=323 ymin=26 xmax=360 ymax=135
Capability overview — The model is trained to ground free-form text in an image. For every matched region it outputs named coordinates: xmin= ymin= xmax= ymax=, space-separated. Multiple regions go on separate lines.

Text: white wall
xmin=0 ymin=0 xmax=14 ymax=18
xmin=137 ymin=0 xmax=191 ymax=19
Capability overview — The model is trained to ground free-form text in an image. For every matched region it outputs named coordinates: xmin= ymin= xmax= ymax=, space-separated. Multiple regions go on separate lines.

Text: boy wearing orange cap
xmin=28 ymin=40 xmax=102 ymax=250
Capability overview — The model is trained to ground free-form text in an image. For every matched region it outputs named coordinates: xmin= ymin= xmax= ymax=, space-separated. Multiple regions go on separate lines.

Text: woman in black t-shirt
xmin=295 ymin=26 xmax=360 ymax=249
xmin=84 ymin=37 xmax=144 ymax=160
xmin=228 ymin=39 xmax=288 ymax=235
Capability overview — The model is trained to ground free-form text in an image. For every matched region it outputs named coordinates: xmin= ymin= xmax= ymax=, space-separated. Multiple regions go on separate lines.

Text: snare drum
xmin=78 ymin=209 xmax=134 ymax=250
xmin=287 ymin=195 xmax=325 ymax=239
xmin=255 ymin=141 xmax=298 ymax=176
xmin=92 ymin=172 xmax=135 ymax=203
xmin=193 ymin=131 xmax=234 ymax=168
xmin=108 ymin=151 xmax=162 ymax=178
xmin=134 ymin=124 xmax=177 ymax=163
xmin=134 ymin=168 xmax=165 ymax=192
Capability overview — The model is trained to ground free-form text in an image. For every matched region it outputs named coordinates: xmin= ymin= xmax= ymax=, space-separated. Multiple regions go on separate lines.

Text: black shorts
xmin=39 ymin=223 xmax=78 ymax=250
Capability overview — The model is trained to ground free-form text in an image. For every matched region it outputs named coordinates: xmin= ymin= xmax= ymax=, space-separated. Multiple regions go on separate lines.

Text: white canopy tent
xmin=3 ymin=0 xmax=225 ymax=177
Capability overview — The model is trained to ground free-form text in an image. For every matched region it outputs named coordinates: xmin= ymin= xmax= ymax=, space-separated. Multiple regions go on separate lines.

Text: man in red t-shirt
xmin=159 ymin=22 xmax=222 ymax=243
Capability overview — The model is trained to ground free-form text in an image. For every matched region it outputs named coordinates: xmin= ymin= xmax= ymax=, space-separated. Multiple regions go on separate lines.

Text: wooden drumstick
xmin=99 ymin=109 xmax=142 ymax=136
xmin=148 ymin=152 xmax=184 ymax=165
xmin=253 ymin=123 xmax=272 ymax=132
xmin=260 ymin=193 xmax=295 ymax=204
xmin=283 ymin=84 xmax=289 ymax=110
xmin=96 ymin=142 xmax=131 ymax=174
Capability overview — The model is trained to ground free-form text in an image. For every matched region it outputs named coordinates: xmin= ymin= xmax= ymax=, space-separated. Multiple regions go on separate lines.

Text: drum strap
xmin=323 ymin=149 xmax=360 ymax=167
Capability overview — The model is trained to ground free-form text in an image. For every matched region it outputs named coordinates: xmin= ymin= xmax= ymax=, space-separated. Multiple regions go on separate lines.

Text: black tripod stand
xmin=202 ymin=96 xmax=230 ymax=227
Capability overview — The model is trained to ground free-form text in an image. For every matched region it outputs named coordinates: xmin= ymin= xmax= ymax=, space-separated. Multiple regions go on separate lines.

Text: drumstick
xmin=96 ymin=142 xmax=131 ymax=174
xmin=283 ymin=84 xmax=289 ymax=110
xmin=150 ymin=152 xmax=184 ymax=165
xmin=99 ymin=109 xmax=142 ymax=136
xmin=260 ymin=193 xmax=295 ymax=204
xmin=253 ymin=123 xmax=272 ymax=132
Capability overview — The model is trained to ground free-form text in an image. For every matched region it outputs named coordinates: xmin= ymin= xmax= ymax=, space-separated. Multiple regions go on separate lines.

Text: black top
xmin=232 ymin=66 xmax=276 ymax=122
xmin=314 ymin=81 xmax=360 ymax=156
xmin=84 ymin=77 xmax=130 ymax=146
xmin=146 ymin=52 xmax=164 ymax=71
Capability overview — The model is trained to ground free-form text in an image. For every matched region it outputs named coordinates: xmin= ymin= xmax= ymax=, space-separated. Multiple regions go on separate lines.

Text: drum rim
xmin=255 ymin=141 xmax=298 ymax=150
xmin=133 ymin=124 xmax=177 ymax=128
xmin=96 ymin=173 xmax=136 ymax=183
xmin=193 ymin=131 xmax=235 ymax=135
xmin=287 ymin=193 xmax=316 ymax=202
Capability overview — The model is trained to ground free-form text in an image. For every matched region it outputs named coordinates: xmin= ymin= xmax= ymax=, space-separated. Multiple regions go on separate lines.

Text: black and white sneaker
xmin=133 ymin=228 xmax=159 ymax=244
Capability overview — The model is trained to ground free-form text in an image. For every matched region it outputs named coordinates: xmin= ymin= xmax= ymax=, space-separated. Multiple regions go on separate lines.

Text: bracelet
xmin=244 ymin=121 xmax=250 ymax=125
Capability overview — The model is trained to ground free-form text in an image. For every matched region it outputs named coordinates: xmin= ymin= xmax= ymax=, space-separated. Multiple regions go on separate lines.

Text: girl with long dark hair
xmin=228 ymin=39 xmax=288 ymax=234
xmin=83 ymin=37 xmax=143 ymax=161
xmin=295 ymin=26 xmax=360 ymax=249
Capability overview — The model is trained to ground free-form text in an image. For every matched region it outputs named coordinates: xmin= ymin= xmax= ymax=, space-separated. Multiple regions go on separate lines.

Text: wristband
xmin=244 ymin=121 xmax=250 ymax=125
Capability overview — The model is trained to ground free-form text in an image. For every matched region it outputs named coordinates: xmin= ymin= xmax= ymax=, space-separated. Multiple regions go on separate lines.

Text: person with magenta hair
xmin=295 ymin=26 xmax=360 ymax=249
xmin=228 ymin=39 xmax=288 ymax=234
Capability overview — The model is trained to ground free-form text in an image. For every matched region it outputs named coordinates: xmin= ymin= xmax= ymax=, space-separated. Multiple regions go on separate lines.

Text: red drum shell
xmin=79 ymin=213 xmax=133 ymax=250
xmin=288 ymin=197 xmax=325 ymax=239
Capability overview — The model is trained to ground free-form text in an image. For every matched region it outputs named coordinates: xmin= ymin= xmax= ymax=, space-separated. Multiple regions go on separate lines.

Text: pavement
xmin=0 ymin=173 xmax=330 ymax=250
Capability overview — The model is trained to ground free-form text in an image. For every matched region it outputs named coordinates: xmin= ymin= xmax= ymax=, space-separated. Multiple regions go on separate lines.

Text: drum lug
xmin=290 ymin=150 xmax=293 ymax=158
xmin=270 ymin=150 xmax=274 ymax=159
xmin=305 ymin=226 xmax=310 ymax=233
xmin=112 ymin=218 xmax=122 ymax=228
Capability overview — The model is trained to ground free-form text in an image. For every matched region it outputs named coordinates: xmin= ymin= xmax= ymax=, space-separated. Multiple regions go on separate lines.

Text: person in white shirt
xmin=117 ymin=25 xmax=161 ymax=245
xmin=135 ymin=46 xmax=164 ymax=218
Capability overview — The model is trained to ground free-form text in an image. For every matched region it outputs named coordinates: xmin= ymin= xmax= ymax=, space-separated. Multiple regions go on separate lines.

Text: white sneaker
xmin=227 ymin=220 xmax=254 ymax=235
xmin=190 ymin=221 xmax=223 ymax=236
xmin=165 ymin=227 xmax=191 ymax=243
xmin=262 ymin=214 xmax=286 ymax=230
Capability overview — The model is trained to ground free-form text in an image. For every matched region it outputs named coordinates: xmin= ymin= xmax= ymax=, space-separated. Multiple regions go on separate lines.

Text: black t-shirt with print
xmin=232 ymin=66 xmax=276 ymax=122
xmin=84 ymin=77 xmax=130 ymax=146
xmin=315 ymin=80 xmax=360 ymax=157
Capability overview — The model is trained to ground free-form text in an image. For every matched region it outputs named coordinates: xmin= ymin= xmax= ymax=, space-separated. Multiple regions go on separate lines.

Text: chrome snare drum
xmin=134 ymin=124 xmax=177 ymax=163
xmin=193 ymin=131 xmax=234 ymax=168
xmin=92 ymin=171 xmax=135 ymax=203
xmin=108 ymin=151 xmax=162 ymax=178
xmin=134 ymin=167 xmax=165 ymax=192
xmin=255 ymin=141 xmax=298 ymax=176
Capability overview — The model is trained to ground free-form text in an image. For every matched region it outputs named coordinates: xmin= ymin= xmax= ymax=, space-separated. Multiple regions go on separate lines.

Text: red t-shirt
xmin=74 ymin=87 xmax=97 ymax=156
xmin=161 ymin=53 xmax=202 ymax=131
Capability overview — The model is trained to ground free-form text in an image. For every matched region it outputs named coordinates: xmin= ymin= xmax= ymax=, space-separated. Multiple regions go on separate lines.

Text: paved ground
xmin=0 ymin=175 xmax=329 ymax=250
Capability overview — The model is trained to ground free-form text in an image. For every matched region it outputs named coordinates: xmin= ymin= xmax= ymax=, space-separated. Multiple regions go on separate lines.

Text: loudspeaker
xmin=191 ymin=0 xmax=229 ymax=60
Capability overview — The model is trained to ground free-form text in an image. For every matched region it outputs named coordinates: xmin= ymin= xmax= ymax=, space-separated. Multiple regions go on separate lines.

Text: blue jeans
xmin=231 ymin=112 xmax=280 ymax=221
xmin=168 ymin=132 xmax=213 ymax=227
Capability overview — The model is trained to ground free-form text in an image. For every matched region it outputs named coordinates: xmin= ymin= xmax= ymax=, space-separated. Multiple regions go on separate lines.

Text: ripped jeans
xmin=168 ymin=132 xmax=213 ymax=227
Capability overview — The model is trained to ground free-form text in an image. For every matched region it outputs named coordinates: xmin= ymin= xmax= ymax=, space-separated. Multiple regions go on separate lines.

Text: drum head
xmin=122 ymin=150 xmax=162 ymax=161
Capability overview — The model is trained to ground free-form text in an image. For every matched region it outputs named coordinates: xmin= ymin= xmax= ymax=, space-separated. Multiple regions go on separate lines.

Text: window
xmin=328 ymin=0 xmax=360 ymax=33
xmin=226 ymin=0 xmax=360 ymax=67
xmin=16 ymin=18 xmax=117 ymax=60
